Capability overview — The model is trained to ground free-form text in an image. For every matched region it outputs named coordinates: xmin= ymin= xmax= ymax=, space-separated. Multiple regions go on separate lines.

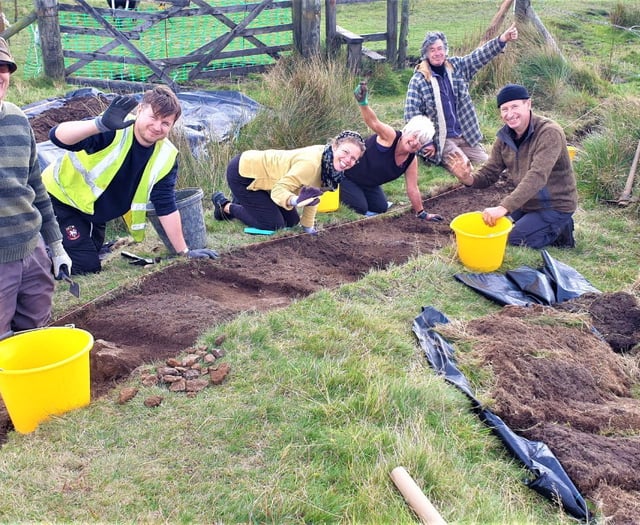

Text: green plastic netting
xmin=24 ymin=0 xmax=292 ymax=82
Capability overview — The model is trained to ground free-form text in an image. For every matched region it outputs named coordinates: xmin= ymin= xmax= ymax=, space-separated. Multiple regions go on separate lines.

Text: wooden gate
xmin=47 ymin=0 xmax=300 ymax=91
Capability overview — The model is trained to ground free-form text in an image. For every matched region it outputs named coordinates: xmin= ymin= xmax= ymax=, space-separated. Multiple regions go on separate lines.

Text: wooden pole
xmin=292 ymin=0 xmax=320 ymax=58
xmin=34 ymin=0 xmax=64 ymax=80
xmin=390 ymin=467 xmax=447 ymax=525
xmin=386 ymin=0 xmax=398 ymax=68
xmin=483 ymin=0 xmax=514 ymax=41
xmin=325 ymin=0 xmax=339 ymax=57
xmin=397 ymin=0 xmax=409 ymax=68
xmin=0 ymin=10 xmax=36 ymax=40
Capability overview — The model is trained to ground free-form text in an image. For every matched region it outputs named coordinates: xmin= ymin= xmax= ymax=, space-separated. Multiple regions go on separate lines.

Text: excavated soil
xmin=0 ymin=93 xmax=637 ymax=523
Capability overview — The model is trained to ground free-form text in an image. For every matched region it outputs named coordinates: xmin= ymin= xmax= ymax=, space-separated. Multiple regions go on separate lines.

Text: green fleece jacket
xmin=471 ymin=112 xmax=578 ymax=214
xmin=0 ymin=101 xmax=62 ymax=264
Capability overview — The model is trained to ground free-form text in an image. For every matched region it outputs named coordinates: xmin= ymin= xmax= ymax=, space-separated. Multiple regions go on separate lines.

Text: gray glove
xmin=95 ymin=95 xmax=138 ymax=132
xmin=49 ymin=240 xmax=73 ymax=278
xmin=186 ymin=248 xmax=219 ymax=259
xmin=302 ymin=226 xmax=318 ymax=236
xmin=417 ymin=210 xmax=444 ymax=222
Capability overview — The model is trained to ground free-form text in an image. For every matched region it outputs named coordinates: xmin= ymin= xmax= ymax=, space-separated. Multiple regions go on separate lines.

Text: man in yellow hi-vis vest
xmin=43 ymin=85 xmax=218 ymax=274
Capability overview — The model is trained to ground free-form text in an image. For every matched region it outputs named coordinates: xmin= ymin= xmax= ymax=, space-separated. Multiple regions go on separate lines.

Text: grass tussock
xmin=236 ymin=53 xmax=361 ymax=152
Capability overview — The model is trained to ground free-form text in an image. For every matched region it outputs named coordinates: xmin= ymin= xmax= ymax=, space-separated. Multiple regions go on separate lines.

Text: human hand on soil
xmin=354 ymin=81 xmax=368 ymax=106
xmin=95 ymin=95 xmax=138 ymax=131
xmin=187 ymin=248 xmax=219 ymax=259
xmin=302 ymin=226 xmax=318 ymax=236
xmin=416 ymin=210 xmax=444 ymax=222
xmin=481 ymin=206 xmax=508 ymax=227
xmin=446 ymin=151 xmax=473 ymax=183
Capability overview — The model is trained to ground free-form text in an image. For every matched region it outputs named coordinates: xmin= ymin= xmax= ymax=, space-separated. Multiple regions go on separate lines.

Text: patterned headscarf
xmin=321 ymin=130 xmax=365 ymax=190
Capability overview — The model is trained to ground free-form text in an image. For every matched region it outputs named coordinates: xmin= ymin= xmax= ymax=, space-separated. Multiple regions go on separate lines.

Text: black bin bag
xmin=413 ymin=306 xmax=591 ymax=521
xmin=454 ymin=250 xmax=600 ymax=306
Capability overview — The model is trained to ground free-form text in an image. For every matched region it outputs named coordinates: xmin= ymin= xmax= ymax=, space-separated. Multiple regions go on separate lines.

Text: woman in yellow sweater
xmin=212 ymin=131 xmax=365 ymax=235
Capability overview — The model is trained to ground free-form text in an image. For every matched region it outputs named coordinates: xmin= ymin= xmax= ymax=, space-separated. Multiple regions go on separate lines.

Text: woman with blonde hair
xmin=212 ymin=130 xmax=366 ymax=234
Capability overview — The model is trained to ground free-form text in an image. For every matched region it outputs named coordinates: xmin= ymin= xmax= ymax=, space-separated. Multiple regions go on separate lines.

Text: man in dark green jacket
xmin=448 ymin=83 xmax=577 ymax=249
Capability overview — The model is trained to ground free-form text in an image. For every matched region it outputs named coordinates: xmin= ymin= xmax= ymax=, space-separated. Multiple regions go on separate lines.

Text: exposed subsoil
xmin=1 ymin=93 xmax=638 ymax=523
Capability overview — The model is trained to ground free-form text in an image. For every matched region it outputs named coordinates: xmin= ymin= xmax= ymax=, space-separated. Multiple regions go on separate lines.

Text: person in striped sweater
xmin=0 ymin=37 xmax=72 ymax=335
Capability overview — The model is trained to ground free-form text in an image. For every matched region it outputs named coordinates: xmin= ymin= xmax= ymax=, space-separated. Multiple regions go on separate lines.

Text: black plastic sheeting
xmin=454 ymin=250 xmax=600 ymax=306
xmin=23 ymin=87 xmax=261 ymax=170
xmin=413 ymin=306 xmax=591 ymax=521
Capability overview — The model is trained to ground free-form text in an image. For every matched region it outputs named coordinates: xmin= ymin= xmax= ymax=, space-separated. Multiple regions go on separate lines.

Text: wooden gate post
xmin=292 ymin=0 xmax=321 ymax=58
xmin=325 ymin=0 xmax=339 ymax=57
xmin=386 ymin=0 xmax=398 ymax=68
xmin=34 ymin=0 xmax=64 ymax=80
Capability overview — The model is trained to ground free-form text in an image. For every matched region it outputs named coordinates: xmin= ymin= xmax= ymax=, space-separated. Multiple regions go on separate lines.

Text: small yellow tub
xmin=0 ymin=327 xmax=93 ymax=434
xmin=317 ymin=186 xmax=340 ymax=213
xmin=450 ymin=212 xmax=513 ymax=272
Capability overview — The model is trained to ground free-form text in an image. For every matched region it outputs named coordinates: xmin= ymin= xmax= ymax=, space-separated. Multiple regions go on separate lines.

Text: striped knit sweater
xmin=0 ymin=101 xmax=61 ymax=264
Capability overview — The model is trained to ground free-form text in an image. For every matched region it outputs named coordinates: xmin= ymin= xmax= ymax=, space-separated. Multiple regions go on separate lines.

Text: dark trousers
xmin=508 ymin=208 xmax=573 ymax=249
xmin=339 ymin=178 xmax=389 ymax=215
xmin=226 ymin=155 xmax=300 ymax=231
xmin=52 ymin=199 xmax=106 ymax=274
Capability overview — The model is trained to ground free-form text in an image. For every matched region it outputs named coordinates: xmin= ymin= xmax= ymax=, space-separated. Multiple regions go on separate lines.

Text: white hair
xmin=402 ymin=115 xmax=435 ymax=145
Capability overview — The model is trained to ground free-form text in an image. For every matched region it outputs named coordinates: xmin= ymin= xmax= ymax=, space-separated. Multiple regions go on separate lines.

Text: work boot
xmin=212 ymin=192 xmax=232 ymax=221
xmin=552 ymin=219 xmax=575 ymax=248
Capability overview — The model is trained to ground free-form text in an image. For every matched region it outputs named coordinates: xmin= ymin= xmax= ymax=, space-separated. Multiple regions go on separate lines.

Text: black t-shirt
xmin=49 ymin=126 xmax=178 ymax=223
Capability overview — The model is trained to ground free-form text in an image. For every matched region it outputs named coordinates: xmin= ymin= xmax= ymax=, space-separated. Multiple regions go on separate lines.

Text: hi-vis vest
xmin=42 ymin=126 xmax=178 ymax=241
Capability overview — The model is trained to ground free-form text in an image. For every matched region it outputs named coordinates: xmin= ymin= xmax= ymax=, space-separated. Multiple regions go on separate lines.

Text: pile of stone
xmin=117 ymin=338 xmax=231 ymax=407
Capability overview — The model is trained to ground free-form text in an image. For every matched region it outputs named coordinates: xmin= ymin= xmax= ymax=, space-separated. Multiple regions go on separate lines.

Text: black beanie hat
xmin=497 ymin=84 xmax=530 ymax=107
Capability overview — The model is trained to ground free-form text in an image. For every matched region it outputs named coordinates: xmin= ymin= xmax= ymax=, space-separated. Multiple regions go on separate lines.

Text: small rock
xmin=211 ymin=348 xmax=226 ymax=359
xmin=157 ymin=366 xmax=178 ymax=376
xmin=165 ymin=358 xmax=181 ymax=368
xmin=144 ymin=395 xmax=163 ymax=408
xmin=162 ymin=374 xmax=182 ymax=383
xmin=210 ymin=362 xmax=231 ymax=385
xmin=214 ymin=334 xmax=226 ymax=346
xmin=141 ymin=374 xmax=159 ymax=387
xmin=186 ymin=378 xmax=210 ymax=392
xmin=169 ymin=378 xmax=186 ymax=392
xmin=183 ymin=369 xmax=200 ymax=380
xmin=117 ymin=387 xmax=138 ymax=404
xmin=182 ymin=354 xmax=200 ymax=367
xmin=203 ymin=354 xmax=216 ymax=364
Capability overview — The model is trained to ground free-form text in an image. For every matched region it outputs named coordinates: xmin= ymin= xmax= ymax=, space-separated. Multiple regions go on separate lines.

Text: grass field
xmin=1 ymin=0 xmax=639 ymax=523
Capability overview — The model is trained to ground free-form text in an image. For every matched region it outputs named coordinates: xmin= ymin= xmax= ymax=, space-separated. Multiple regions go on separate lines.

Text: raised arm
xmin=52 ymin=95 xmax=138 ymax=146
xmin=354 ymin=81 xmax=396 ymax=146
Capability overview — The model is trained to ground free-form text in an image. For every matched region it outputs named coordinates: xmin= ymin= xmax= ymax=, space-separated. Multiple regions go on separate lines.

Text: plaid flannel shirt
xmin=404 ymin=37 xmax=506 ymax=165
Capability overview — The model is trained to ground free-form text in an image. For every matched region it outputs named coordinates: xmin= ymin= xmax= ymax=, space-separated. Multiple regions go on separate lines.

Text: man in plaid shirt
xmin=404 ymin=24 xmax=518 ymax=176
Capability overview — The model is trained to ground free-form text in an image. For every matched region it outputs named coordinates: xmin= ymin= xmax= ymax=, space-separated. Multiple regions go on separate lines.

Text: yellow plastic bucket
xmin=317 ymin=186 xmax=340 ymax=213
xmin=450 ymin=212 xmax=514 ymax=272
xmin=0 ymin=327 xmax=93 ymax=434
xmin=567 ymin=146 xmax=577 ymax=162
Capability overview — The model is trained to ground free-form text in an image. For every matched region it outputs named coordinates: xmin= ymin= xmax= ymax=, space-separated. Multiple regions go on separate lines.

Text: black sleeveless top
xmin=343 ymin=131 xmax=414 ymax=187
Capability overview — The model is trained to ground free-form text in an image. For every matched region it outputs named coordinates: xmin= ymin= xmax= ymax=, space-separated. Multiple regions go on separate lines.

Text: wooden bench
xmin=336 ymin=25 xmax=386 ymax=73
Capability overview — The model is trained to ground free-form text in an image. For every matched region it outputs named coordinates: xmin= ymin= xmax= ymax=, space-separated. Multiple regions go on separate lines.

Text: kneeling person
xmin=449 ymin=83 xmax=577 ymax=249
xmin=43 ymin=86 xmax=218 ymax=274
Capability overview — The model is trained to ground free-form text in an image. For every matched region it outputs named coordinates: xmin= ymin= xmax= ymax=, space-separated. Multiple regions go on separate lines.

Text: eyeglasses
xmin=338 ymin=148 xmax=360 ymax=165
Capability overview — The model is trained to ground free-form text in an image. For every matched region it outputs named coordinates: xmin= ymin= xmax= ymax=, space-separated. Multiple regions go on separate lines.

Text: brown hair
xmin=141 ymin=85 xmax=182 ymax=121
